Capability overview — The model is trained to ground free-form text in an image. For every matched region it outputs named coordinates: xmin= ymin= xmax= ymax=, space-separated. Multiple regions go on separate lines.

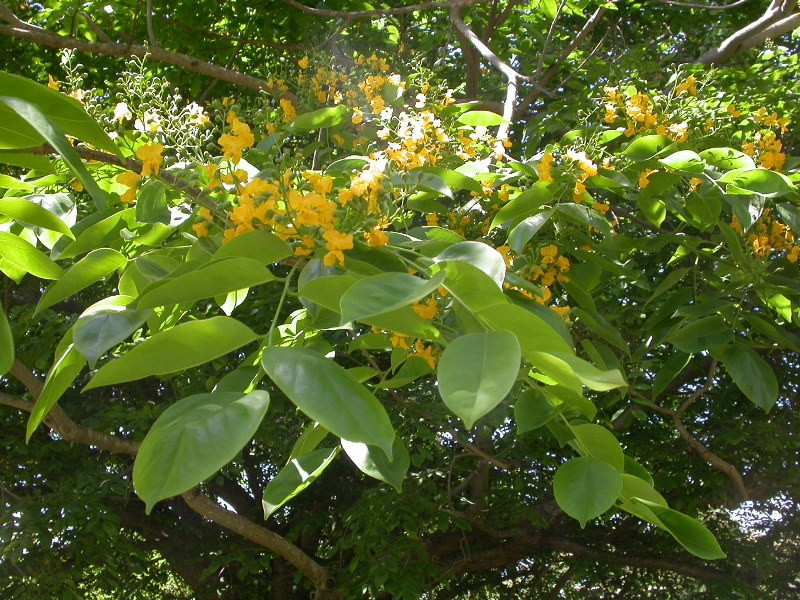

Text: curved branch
xmin=656 ymin=0 xmax=752 ymax=9
xmin=1 ymin=359 xmax=332 ymax=591
xmin=696 ymin=0 xmax=800 ymax=64
xmin=0 ymin=4 xmax=273 ymax=92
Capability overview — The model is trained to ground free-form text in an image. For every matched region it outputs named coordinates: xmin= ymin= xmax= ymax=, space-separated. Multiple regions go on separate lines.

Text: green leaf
xmin=553 ymin=456 xmax=623 ymax=527
xmin=435 ymin=260 xmax=507 ymax=313
xmin=437 ymin=330 xmax=521 ymax=429
xmin=0 ymin=71 xmax=119 ymax=154
xmin=569 ymin=423 xmax=624 ymax=470
xmin=622 ymin=135 xmax=674 ymax=161
xmin=73 ymin=299 xmax=151 ymax=368
xmin=699 ymin=147 xmax=755 ymax=171
xmin=718 ymin=168 xmax=794 ymax=197
xmin=457 ymin=110 xmax=510 ymax=127
xmin=26 ymin=338 xmax=86 ymax=441
xmin=0 ymin=96 xmax=107 ymax=209
xmin=667 ymin=316 xmax=732 ymax=353
xmin=633 ymin=500 xmax=726 ymax=560
xmin=508 ymin=209 xmax=553 ymax=253
xmin=341 ymin=437 xmax=410 ymax=492
xmin=56 ymin=209 xmax=135 ymax=260
xmin=420 ymin=166 xmax=483 ymax=193
xmin=619 ymin=474 xmax=667 ymax=507
xmin=84 ymin=317 xmax=259 ymax=389
xmin=434 ymin=241 xmax=506 ymax=288
xmin=0 ymin=231 xmax=63 ymax=280
xmin=36 ymin=249 xmax=127 ymax=314
xmin=721 ymin=344 xmax=779 ymax=412
xmin=135 ymin=179 xmax=170 ymax=225
xmin=262 ymin=347 xmax=396 ymax=458
xmin=0 ymin=301 xmax=13 ymax=375
xmin=290 ymin=105 xmax=350 ymax=130
xmin=262 ymin=447 xmax=339 ymax=518
xmin=339 ymin=271 xmax=444 ymax=323
xmin=658 ymin=150 xmax=705 ymax=173
xmin=393 ymin=171 xmax=453 ymax=198
xmin=137 ymin=257 xmax=276 ymax=309
xmin=479 ymin=303 xmax=573 ymax=357
xmin=549 ymin=352 xmax=627 ymax=391
xmin=637 ymin=195 xmax=666 ymax=228
xmin=653 ymin=351 xmax=691 ymax=397
xmin=289 ymin=422 xmax=330 ymax=460
xmin=490 ymin=188 xmax=552 ymax=229
xmin=0 ymin=198 xmax=74 ymax=239
xmin=515 ymin=387 xmax=559 ymax=433
xmin=211 ymin=228 xmax=293 ymax=264
xmin=133 ymin=391 xmax=270 ymax=513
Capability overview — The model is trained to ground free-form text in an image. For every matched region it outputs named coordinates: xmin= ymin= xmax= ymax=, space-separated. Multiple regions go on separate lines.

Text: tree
xmin=1 ymin=1 xmax=799 ymax=598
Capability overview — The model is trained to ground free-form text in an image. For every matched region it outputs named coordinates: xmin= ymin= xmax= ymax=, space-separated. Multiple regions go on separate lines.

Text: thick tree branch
xmin=2 ymin=359 xmax=332 ymax=592
xmin=657 ymin=0 xmax=751 ymax=9
xmin=696 ymin=0 xmax=800 ymax=64
xmin=543 ymin=536 xmax=735 ymax=583
xmin=0 ymin=3 xmax=273 ymax=92
xmin=450 ymin=6 xmax=519 ymax=138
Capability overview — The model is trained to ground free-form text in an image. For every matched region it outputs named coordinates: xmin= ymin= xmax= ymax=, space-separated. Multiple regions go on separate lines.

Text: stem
xmin=267 ymin=262 xmax=299 ymax=346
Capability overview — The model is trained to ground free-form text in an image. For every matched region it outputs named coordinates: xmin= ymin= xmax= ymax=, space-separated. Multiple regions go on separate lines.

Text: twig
xmin=657 ymin=0 xmax=751 ymax=9
xmin=145 ymin=0 xmax=158 ymax=49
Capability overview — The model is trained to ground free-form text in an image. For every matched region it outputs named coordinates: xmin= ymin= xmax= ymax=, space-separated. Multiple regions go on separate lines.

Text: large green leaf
xmin=437 ymin=330 xmax=521 ymax=429
xmin=658 ymin=150 xmax=705 ymax=173
xmin=569 ymin=423 xmax=624 ymax=470
xmin=0 ymin=231 xmax=63 ymax=280
xmin=718 ymin=167 xmax=794 ymax=197
xmin=514 ymin=387 xmax=560 ymax=433
xmin=478 ymin=303 xmax=573 ymax=357
xmin=667 ymin=316 xmax=731 ymax=353
xmin=341 ymin=437 xmax=410 ymax=492
xmin=73 ymin=297 xmax=152 ymax=368
xmin=339 ymin=271 xmax=444 ymax=323
xmin=212 ymin=229 xmax=292 ymax=264
xmin=553 ymin=456 xmax=622 ymax=528
xmin=36 ymin=249 xmax=127 ymax=314
xmin=622 ymin=135 xmax=674 ymax=161
xmin=699 ymin=147 xmax=755 ymax=170
xmin=290 ymin=105 xmax=350 ymax=130
xmin=133 ymin=391 xmax=270 ymax=513
xmin=0 ymin=96 xmax=107 ymax=209
xmin=137 ymin=257 xmax=276 ymax=309
xmin=262 ymin=347 xmax=396 ymax=457
xmin=0 ymin=301 xmax=13 ymax=375
xmin=508 ymin=209 xmax=554 ymax=253
xmin=435 ymin=260 xmax=507 ymax=313
xmin=632 ymin=500 xmax=726 ymax=560
xmin=262 ymin=447 xmax=339 ymax=518
xmin=490 ymin=187 xmax=552 ymax=229
xmin=721 ymin=344 xmax=779 ymax=412
xmin=434 ymin=241 xmax=506 ymax=288
xmin=56 ymin=209 xmax=135 ymax=260
xmin=26 ymin=334 xmax=86 ymax=441
xmin=0 ymin=71 xmax=119 ymax=154
xmin=84 ymin=317 xmax=259 ymax=389
xmin=0 ymin=198 xmax=74 ymax=239
xmin=457 ymin=110 xmax=510 ymax=127
xmin=548 ymin=353 xmax=627 ymax=391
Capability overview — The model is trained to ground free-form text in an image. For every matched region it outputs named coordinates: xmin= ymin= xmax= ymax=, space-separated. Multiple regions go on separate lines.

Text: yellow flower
xmin=540 ymin=244 xmax=559 ymax=264
xmin=322 ymin=230 xmax=353 ymax=267
xmin=537 ymin=152 xmax=554 ymax=182
xmin=47 ymin=75 xmax=59 ymax=90
xmin=365 ymin=228 xmax=389 ymax=247
xmin=727 ymin=104 xmax=741 ymax=118
xmin=136 ymin=143 xmax=164 ymax=177
xmin=390 ymin=333 xmax=409 ymax=350
xmin=675 ymin=75 xmax=697 ymax=96
xmin=573 ymin=178 xmax=587 ymax=203
xmin=639 ymin=168 xmax=657 ymax=189
xmin=192 ymin=222 xmax=209 ymax=237
xmin=280 ymin=98 xmax=297 ymax=123
xmin=413 ymin=340 xmax=437 ymax=370
xmin=412 ymin=297 xmax=438 ymax=320
xmin=298 ymin=56 xmax=309 ymax=70
xmin=116 ymin=171 xmax=141 ymax=204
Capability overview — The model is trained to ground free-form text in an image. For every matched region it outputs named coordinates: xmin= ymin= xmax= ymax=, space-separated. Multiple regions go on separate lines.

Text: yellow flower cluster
xmin=537 ymin=152 xmax=554 ymax=182
xmin=742 ymin=131 xmax=786 ymax=171
xmin=567 ymin=149 xmax=598 ymax=203
xmin=219 ymin=111 xmax=255 ymax=163
xmin=136 ymin=143 xmax=164 ymax=177
xmin=380 ymin=110 xmax=450 ymax=170
xmin=604 ymin=85 xmax=690 ymax=143
xmin=732 ymin=211 xmax=800 ymax=262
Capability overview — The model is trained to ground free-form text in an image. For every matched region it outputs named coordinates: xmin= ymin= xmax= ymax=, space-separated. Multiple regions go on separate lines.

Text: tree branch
xmin=656 ymin=0 xmax=752 ymax=9
xmin=1 ymin=359 xmax=333 ymax=592
xmin=0 ymin=3 xmax=274 ymax=92
xmin=696 ymin=0 xmax=800 ymax=64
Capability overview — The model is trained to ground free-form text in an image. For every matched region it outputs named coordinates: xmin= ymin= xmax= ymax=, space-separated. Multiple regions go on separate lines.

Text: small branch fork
xmin=0 ymin=359 xmax=333 ymax=594
xmin=632 ymin=359 xmax=750 ymax=504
